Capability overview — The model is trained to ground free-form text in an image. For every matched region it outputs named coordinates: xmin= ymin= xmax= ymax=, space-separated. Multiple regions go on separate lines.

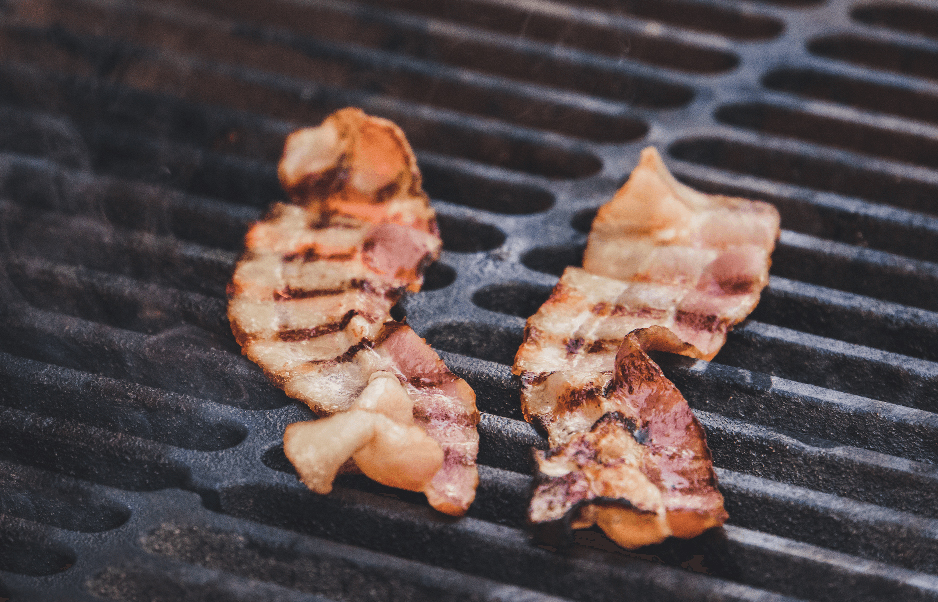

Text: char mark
xmin=283 ymin=247 xmax=356 ymax=262
xmin=675 ymin=310 xmax=728 ymax=333
xmin=565 ymin=337 xmax=585 ymax=355
xmin=718 ymin=276 xmax=757 ymax=295
xmin=592 ymin=411 xmax=639 ymax=435
xmin=585 ymin=339 xmax=618 ymax=354
xmin=373 ymin=319 xmax=408 ymax=346
xmin=557 ymin=382 xmax=603 ymax=414
xmin=289 ymin=162 xmax=350 ymax=204
xmin=308 ymin=209 xmax=363 ymax=230
xmin=307 ymin=337 xmax=374 ymax=366
xmin=609 ymin=305 xmax=668 ymax=320
xmin=274 ymin=279 xmax=379 ymax=301
xmin=521 ymin=371 xmax=551 ymax=388
xmin=277 ymin=310 xmax=363 ymax=341
xmin=408 ymin=372 xmax=458 ymax=389
xmin=373 ymin=180 xmax=401 ymax=205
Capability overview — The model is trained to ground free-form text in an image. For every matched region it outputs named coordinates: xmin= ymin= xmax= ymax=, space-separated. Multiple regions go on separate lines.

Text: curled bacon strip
xmin=515 ymin=148 xmax=779 ymax=546
xmin=229 ymin=109 xmax=479 ymax=515
xmin=529 ymin=328 xmax=728 ymax=548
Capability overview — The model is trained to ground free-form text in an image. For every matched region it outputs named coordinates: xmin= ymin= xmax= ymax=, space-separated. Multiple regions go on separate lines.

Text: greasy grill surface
xmin=1 ymin=0 xmax=937 ymax=600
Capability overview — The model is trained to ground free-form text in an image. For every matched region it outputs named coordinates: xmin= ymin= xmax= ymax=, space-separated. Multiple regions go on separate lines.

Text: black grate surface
xmin=1 ymin=0 xmax=937 ymax=600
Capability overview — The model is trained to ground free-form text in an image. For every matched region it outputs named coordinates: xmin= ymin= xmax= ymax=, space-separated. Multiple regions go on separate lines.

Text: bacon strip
xmin=582 ymin=148 xmax=780 ymax=360
xmin=515 ymin=148 xmax=779 ymax=546
xmin=528 ymin=327 xmax=728 ymax=549
xmin=228 ymin=108 xmax=479 ymax=515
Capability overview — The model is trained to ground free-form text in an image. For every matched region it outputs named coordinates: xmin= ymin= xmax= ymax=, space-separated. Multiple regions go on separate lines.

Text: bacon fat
xmin=229 ymin=108 xmax=479 ymax=515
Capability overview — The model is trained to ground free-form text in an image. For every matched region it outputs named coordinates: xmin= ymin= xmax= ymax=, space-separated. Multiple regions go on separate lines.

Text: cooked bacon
xmin=514 ymin=267 xmax=708 ymax=447
xmin=528 ymin=327 xmax=728 ymax=549
xmin=514 ymin=148 xmax=778 ymax=546
xmin=582 ymin=147 xmax=780 ymax=360
xmin=228 ymin=108 xmax=479 ymax=515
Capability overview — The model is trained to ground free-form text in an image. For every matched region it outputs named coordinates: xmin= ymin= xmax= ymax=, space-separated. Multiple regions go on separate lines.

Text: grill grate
xmin=1 ymin=0 xmax=938 ymax=600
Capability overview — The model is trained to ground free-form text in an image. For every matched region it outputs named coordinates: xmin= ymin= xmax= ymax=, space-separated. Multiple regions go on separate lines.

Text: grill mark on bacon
xmin=273 ymin=279 xmax=378 ymax=301
xmin=283 ymin=247 xmax=357 ymax=262
xmin=408 ymin=372 xmax=459 ymax=389
xmin=277 ymin=309 xmax=364 ymax=341
xmin=716 ymin=276 xmax=758 ymax=295
xmin=585 ymin=339 xmax=615 ymax=354
xmin=675 ymin=310 xmax=729 ymax=333
xmin=308 ymin=210 xmax=363 ymax=231
xmin=306 ymin=337 xmax=374 ymax=366
xmin=626 ymin=306 xmax=668 ymax=319
xmin=373 ymin=319 xmax=408 ymax=346
xmin=562 ymin=337 xmax=619 ymax=355
xmin=590 ymin=303 xmax=668 ymax=320
xmin=557 ymin=383 xmax=604 ymax=413
xmin=599 ymin=411 xmax=639 ymax=435
xmin=288 ymin=162 xmax=350 ymax=204
xmin=413 ymin=404 xmax=475 ymax=427
xmin=302 ymin=318 xmax=406 ymax=366
xmin=373 ymin=180 xmax=401 ymax=205
xmin=522 ymin=371 xmax=551 ymax=387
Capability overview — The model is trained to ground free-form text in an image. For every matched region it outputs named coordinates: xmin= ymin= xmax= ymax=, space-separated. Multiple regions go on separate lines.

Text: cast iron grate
xmin=1 ymin=0 xmax=937 ymax=600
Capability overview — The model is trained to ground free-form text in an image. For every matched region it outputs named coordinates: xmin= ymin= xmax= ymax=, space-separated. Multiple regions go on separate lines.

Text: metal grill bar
xmin=1 ymin=0 xmax=937 ymax=600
